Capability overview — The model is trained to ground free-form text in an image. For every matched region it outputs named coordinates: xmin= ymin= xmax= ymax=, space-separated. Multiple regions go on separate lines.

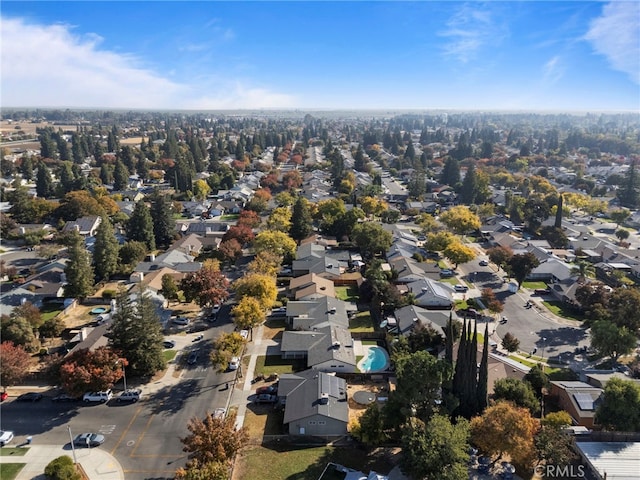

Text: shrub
xmin=44 ymin=455 xmax=81 ymax=480
xmin=102 ymin=289 xmax=116 ymax=299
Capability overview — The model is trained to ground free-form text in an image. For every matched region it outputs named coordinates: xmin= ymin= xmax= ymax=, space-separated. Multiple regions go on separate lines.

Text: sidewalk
xmin=0 ymin=444 xmax=124 ymax=480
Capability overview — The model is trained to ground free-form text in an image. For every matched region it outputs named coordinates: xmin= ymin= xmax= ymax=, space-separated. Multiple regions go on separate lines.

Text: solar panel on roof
xmin=573 ymin=393 xmax=595 ymax=411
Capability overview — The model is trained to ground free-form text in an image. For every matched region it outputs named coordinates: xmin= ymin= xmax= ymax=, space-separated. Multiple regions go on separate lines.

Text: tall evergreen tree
xmin=554 ymin=193 xmax=563 ymax=228
xmin=619 ymin=160 xmax=640 ymax=208
xmin=64 ymin=232 xmax=95 ymax=299
xmin=35 ymin=163 xmax=54 ymax=198
xmin=440 ymin=156 xmax=460 ymax=187
xmin=113 ymin=160 xmax=129 ymax=191
xmin=108 ymin=290 xmax=166 ymax=377
xmin=93 ymin=216 xmax=119 ymax=281
xmin=57 ymin=161 xmax=75 ymax=195
xmin=445 ymin=312 xmax=454 ymax=365
xmin=289 ymin=196 xmax=313 ymax=242
xmin=127 ymin=200 xmax=155 ymax=251
xmin=460 ymin=164 xmax=478 ymax=204
xmin=150 ymin=190 xmax=176 ymax=249
xmin=452 ymin=318 xmax=468 ymax=403
xmin=477 ymin=323 xmax=489 ymax=413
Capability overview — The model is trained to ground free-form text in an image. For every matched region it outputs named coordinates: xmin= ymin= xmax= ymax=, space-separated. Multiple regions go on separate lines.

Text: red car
xmin=256 ymin=385 xmax=278 ymax=395
xmin=0 ymin=392 xmax=8 ymax=402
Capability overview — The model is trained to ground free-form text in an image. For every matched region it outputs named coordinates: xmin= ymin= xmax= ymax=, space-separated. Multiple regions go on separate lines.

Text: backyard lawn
xmin=349 ymin=312 xmax=374 ymax=333
xmin=335 ymin=286 xmax=359 ymax=302
xmin=254 ymin=355 xmax=305 ymax=376
xmin=40 ymin=304 xmax=63 ymax=322
xmin=233 ymin=444 xmax=395 ymax=480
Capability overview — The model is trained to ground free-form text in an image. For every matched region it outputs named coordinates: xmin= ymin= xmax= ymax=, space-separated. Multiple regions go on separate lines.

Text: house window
xmin=317 ymin=421 xmax=326 ymax=425
xmin=308 ymin=421 xmax=317 ymax=425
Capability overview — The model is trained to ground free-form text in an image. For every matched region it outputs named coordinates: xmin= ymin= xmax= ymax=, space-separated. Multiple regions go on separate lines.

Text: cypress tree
xmin=127 ymin=200 xmax=155 ymax=251
xmin=445 ymin=312 xmax=454 ymax=365
xmin=150 ymin=190 xmax=175 ymax=249
xmin=467 ymin=320 xmax=479 ymax=416
xmin=452 ymin=317 xmax=467 ymax=402
xmin=477 ymin=322 xmax=489 ymax=413
xmin=93 ymin=216 xmax=119 ymax=281
xmin=36 ymin=163 xmax=54 ymax=198
xmin=554 ymin=193 xmax=563 ymax=228
xmin=63 ymin=232 xmax=95 ymax=300
xmin=290 ymin=196 xmax=313 ymax=242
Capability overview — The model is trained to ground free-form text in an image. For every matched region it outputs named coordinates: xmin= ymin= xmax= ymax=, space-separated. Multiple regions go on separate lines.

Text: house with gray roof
xmin=281 ymin=325 xmax=357 ymax=373
xmin=392 ymin=305 xmax=454 ymax=337
xmin=62 ymin=215 xmax=102 ymax=237
xmin=527 ymin=258 xmax=573 ymax=282
xmin=406 ymin=278 xmax=454 ymax=309
xmin=279 ymin=369 xmax=348 ymax=437
xmin=132 ymin=249 xmax=202 ymax=279
xmin=285 ymin=297 xmax=354 ymax=331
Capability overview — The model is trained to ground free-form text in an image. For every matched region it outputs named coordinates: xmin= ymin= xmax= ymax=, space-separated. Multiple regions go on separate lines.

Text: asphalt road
xmin=1 ymin=313 xmax=239 ymax=480
xmin=458 ymin=257 xmax=591 ymax=366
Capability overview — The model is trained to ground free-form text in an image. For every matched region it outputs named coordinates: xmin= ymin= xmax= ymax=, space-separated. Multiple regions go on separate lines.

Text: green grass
xmin=0 ymin=448 xmax=28 ymax=456
xmin=362 ymin=340 xmax=378 ymax=346
xmin=349 ymin=312 xmax=374 ymax=333
xmin=522 ymin=281 xmax=548 ymax=290
xmin=236 ymin=445 xmax=393 ymax=480
xmin=335 ymin=286 xmax=359 ymax=302
xmin=163 ymin=350 xmax=177 ymax=362
xmin=439 ymin=277 xmax=459 ymax=285
xmin=541 ymin=301 xmax=586 ymax=322
xmin=220 ymin=214 xmax=240 ymax=221
xmin=0 ymin=463 xmax=25 ymax=480
xmin=507 ymin=355 xmax=564 ymax=375
xmin=40 ymin=304 xmax=63 ymax=322
xmin=254 ymin=355 xmax=305 ymax=376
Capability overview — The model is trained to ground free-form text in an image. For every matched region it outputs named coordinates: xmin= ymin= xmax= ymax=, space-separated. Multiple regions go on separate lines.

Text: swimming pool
xmin=90 ymin=307 xmax=107 ymax=315
xmin=359 ymin=346 xmax=390 ymax=373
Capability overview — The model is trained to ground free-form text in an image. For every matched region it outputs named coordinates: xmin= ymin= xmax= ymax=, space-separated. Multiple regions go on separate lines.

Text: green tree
xmin=0 ymin=315 xmax=38 ymax=352
xmin=210 ymin=332 xmax=244 ymax=371
xmin=351 ymin=222 xmax=393 ymax=259
xmin=289 ymin=196 xmax=313 ymax=242
xmin=350 ymin=403 xmax=387 ymax=445
xmin=615 ymin=228 xmax=630 ymax=244
xmin=459 ymin=163 xmax=478 ymax=204
xmin=524 ymin=363 xmax=550 ymax=399
xmin=150 ymin=190 xmax=176 ymax=249
xmin=610 ymin=208 xmax=631 ymax=227
xmin=507 ymin=253 xmax=540 ymax=288
xmin=44 ymin=455 xmax=81 ymax=480
xmin=590 ymin=320 xmax=636 ymax=361
xmin=535 ymin=421 xmax=576 ymax=467
xmin=119 ymin=240 xmax=147 ymax=268
xmin=113 ymin=160 xmax=129 ymax=190
xmin=570 ymin=259 xmax=596 ymax=283
xmin=93 ymin=216 xmax=119 ymax=281
xmin=493 ymin=378 xmax=540 ymax=416
xmin=501 ymin=332 xmax=520 ymax=353
xmin=595 ymin=378 xmax=640 ymax=431
xmin=127 ymin=200 xmax=155 ymax=251
xmin=477 ymin=323 xmax=489 ymax=413
xmin=161 ymin=274 xmax=180 ymax=304
xmin=64 ymin=231 xmax=94 ymax=299
xmin=175 ymin=460 xmax=229 ymax=480
xmin=607 ymin=287 xmax=640 ymax=333
xmin=36 ymin=162 xmax=55 ymax=198
xmin=440 ymin=157 xmax=460 ymax=186
xmin=554 ymin=193 xmax=563 ymax=228
xmin=108 ymin=290 xmax=166 ymax=377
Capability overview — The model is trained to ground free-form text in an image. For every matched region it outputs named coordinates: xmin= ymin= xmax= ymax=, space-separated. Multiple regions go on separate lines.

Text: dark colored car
xmin=16 ymin=392 xmax=43 ymax=402
xmin=163 ymin=340 xmax=176 ymax=348
xmin=187 ymin=351 xmax=198 ymax=365
xmin=256 ymin=385 xmax=278 ymax=395
xmin=255 ymin=394 xmax=277 ymax=404
xmin=534 ymin=288 xmax=551 ymax=295
xmin=457 ymin=308 xmax=480 ymax=319
xmin=73 ymin=433 xmax=105 ymax=448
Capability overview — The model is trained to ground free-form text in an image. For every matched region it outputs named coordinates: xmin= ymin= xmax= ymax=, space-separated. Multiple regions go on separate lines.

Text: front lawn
xmin=0 ymin=448 xmax=28 ymax=456
xmin=349 ymin=312 xmax=374 ymax=333
xmin=522 ymin=281 xmax=548 ymax=290
xmin=163 ymin=350 xmax=177 ymax=363
xmin=220 ymin=214 xmax=240 ymax=221
xmin=0 ymin=463 xmax=25 ymax=480
xmin=335 ymin=286 xmax=359 ymax=302
xmin=233 ymin=444 xmax=394 ymax=480
xmin=541 ymin=301 xmax=585 ymax=322
xmin=254 ymin=355 xmax=305 ymax=376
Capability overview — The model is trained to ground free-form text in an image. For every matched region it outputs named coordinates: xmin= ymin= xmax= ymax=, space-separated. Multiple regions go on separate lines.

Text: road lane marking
xmin=110 ymin=404 xmax=143 ymax=455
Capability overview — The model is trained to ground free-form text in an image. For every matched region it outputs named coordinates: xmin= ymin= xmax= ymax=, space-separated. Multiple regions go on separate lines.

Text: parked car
xmin=0 ymin=430 xmax=14 ymax=446
xmin=457 ymin=308 xmax=480 ymax=319
xmin=479 ymin=260 xmax=489 ymax=266
xmin=440 ymin=269 xmax=455 ymax=277
xmin=454 ymin=284 xmax=469 ymax=292
xmin=256 ymin=384 xmax=278 ymax=395
xmin=73 ymin=433 xmax=105 ymax=448
xmin=270 ymin=307 xmax=287 ymax=317
xmin=192 ymin=334 xmax=204 ymax=342
xmin=255 ymin=394 xmax=277 ymax=404
xmin=500 ymin=316 xmax=508 ymax=324
xmin=117 ymin=389 xmax=142 ymax=403
xmin=163 ymin=340 xmax=176 ymax=349
xmin=211 ymin=304 xmax=221 ymax=315
xmin=52 ymin=393 xmax=80 ymax=403
xmin=187 ymin=351 xmax=199 ymax=365
xmin=239 ymin=329 xmax=249 ymax=340
xmin=83 ymin=390 xmax=112 ymax=403
xmin=534 ymin=288 xmax=551 ymax=295
xmin=228 ymin=356 xmax=240 ymax=371
xmin=213 ymin=407 xmax=226 ymax=419
xmin=173 ymin=317 xmax=190 ymax=326
xmin=16 ymin=392 xmax=43 ymax=402
xmin=0 ymin=392 xmax=7 ymax=402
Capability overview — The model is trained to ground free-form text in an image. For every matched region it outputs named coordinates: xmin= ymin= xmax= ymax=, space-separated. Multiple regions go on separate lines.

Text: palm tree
xmin=571 ymin=260 xmax=595 ymax=283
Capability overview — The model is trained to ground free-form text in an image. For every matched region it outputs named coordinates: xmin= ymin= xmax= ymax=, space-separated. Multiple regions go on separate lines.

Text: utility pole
xmin=68 ymin=426 xmax=77 ymax=465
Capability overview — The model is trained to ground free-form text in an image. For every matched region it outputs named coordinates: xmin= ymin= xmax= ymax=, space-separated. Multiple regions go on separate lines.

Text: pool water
xmin=90 ymin=307 xmax=107 ymax=314
xmin=360 ymin=346 xmax=389 ymax=372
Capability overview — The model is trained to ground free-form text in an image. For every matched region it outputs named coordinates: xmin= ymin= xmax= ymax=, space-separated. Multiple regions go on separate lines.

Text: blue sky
xmin=1 ymin=1 xmax=639 ymax=111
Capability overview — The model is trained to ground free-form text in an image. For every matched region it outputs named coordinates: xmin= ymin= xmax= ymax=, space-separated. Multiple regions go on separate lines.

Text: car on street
xmin=479 ymin=260 xmax=489 ymax=266
xmin=0 ymin=430 xmax=14 ymax=446
xmin=16 ymin=392 xmax=43 ymax=402
xmin=254 ymin=394 xmax=278 ymax=404
xmin=256 ymin=384 xmax=278 ymax=395
xmin=500 ymin=316 xmax=508 ymax=324
xmin=187 ymin=351 xmax=199 ymax=365
xmin=0 ymin=392 xmax=7 ymax=402
xmin=214 ymin=407 xmax=226 ymax=419
xmin=228 ymin=356 xmax=240 ymax=371
xmin=192 ymin=334 xmax=204 ymax=342
xmin=117 ymin=389 xmax=142 ymax=403
xmin=454 ymin=284 xmax=469 ymax=292
xmin=211 ymin=304 xmax=221 ymax=315
xmin=52 ymin=393 xmax=80 ymax=403
xmin=83 ymin=390 xmax=112 ymax=403
xmin=163 ymin=340 xmax=176 ymax=348
xmin=73 ymin=433 xmax=105 ymax=448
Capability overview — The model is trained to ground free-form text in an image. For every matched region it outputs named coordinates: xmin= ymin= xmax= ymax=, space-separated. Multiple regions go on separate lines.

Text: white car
xmin=173 ymin=317 xmax=190 ymax=326
xmin=0 ymin=430 xmax=14 ymax=446
xmin=83 ymin=390 xmax=112 ymax=403
xmin=240 ymin=329 xmax=249 ymax=340
xmin=454 ymin=284 xmax=469 ymax=292
xmin=211 ymin=304 xmax=221 ymax=315
xmin=228 ymin=356 xmax=240 ymax=371
xmin=117 ymin=389 xmax=142 ymax=403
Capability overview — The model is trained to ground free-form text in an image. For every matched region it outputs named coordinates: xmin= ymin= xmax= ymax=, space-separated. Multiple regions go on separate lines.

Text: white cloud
xmin=584 ymin=1 xmax=640 ymax=84
xmin=439 ymin=3 xmax=507 ymax=64
xmin=0 ymin=16 xmax=293 ymax=109
xmin=543 ymin=55 xmax=564 ymax=84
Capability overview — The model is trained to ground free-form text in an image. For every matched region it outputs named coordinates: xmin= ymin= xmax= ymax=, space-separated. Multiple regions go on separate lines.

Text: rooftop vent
xmin=333 ymin=341 xmax=341 ymax=348
xmin=329 ymin=307 xmax=337 ymax=314
xmin=319 ymin=393 xmax=329 ymax=404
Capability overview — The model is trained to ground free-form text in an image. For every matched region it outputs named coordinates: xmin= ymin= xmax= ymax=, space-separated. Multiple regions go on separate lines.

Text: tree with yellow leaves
xmin=470 ymin=401 xmax=539 ymax=473
xmin=265 ymin=206 xmax=292 ymax=232
xmin=443 ymin=241 xmax=476 ymax=268
xmin=439 ymin=205 xmax=481 ymax=235
xmin=253 ymin=230 xmax=297 ymax=263
xmin=233 ymin=273 xmax=278 ymax=310
xmin=232 ymin=296 xmax=265 ymax=340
